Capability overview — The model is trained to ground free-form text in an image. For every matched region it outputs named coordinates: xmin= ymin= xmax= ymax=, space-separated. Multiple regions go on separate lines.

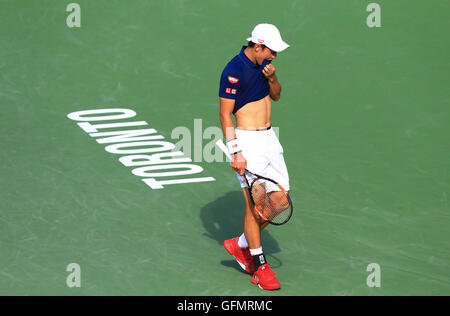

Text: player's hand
xmin=232 ymin=152 xmax=247 ymax=176
xmin=262 ymin=64 xmax=276 ymax=80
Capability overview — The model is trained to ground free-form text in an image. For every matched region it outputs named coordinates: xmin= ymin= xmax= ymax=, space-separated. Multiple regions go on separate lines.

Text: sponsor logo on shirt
xmin=228 ymin=76 xmax=239 ymax=84
xmin=225 ymin=88 xmax=237 ymax=95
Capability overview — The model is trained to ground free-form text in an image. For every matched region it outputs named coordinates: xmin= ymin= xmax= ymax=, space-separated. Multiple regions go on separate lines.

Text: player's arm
xmin=219 ymin=97 xmax=246 ymax=175
xmin=262 ymin=64 xmax=281 ymax=101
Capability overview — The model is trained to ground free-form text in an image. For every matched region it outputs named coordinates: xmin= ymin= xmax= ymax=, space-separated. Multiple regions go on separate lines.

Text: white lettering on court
xmin=67 ymin=108 xmax=215 ymax=189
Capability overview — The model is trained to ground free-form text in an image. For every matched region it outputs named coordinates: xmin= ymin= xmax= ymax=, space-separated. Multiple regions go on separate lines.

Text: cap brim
xmin=268 ymin=41 xmax=290 ymax=52
xmin=246 ymin=37 xmax=290 ymax=52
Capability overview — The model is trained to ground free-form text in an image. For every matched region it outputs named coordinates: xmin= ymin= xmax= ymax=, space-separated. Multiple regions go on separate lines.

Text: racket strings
xmin=251 ymin=180 xmax=291 ymax=225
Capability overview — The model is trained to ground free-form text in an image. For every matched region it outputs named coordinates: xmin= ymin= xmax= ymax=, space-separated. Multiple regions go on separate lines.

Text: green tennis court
xmin=1 ymin=0 xmax=449 ymax=295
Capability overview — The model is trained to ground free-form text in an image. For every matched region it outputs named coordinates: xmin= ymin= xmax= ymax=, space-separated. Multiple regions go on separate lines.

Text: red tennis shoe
xmin=251 ymin=264 xmax=281 ymax=290
xmin=223 ymin=237 xmax=255 ymax=274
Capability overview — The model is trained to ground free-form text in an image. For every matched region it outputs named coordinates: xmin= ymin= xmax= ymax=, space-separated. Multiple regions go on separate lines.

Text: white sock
xmin=249 ymin=247 xmax=263 ymax=256
xmin=238 ymin=233 xmax=248 ymax=248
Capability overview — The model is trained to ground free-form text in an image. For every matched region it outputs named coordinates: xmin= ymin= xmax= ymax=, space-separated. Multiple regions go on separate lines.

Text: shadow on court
xmin=200 ymin=191 xmax=282 ymax=272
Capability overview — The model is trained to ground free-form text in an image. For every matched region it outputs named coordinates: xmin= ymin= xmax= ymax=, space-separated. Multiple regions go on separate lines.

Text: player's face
xmin=255 ymin=45 xmax=277 ymax=65
xmin=263 ymin=47 xmax=277 ymax=61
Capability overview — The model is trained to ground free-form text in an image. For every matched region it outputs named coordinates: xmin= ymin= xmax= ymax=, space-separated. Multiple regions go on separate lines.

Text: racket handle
xmin=217 ymin=139 xmax=252 ymax=188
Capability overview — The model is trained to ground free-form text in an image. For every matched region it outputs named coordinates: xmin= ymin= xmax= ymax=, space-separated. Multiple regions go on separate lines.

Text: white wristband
xmin=226 ymin=138 xmax=242 ymax=155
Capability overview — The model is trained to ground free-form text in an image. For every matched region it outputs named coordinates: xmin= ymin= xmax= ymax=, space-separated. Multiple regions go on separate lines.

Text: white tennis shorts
xmin=233 ymin=127 xmax=290 ymax=191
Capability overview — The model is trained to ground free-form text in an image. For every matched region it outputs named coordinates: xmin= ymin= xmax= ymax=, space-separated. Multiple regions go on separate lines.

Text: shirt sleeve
xmin=219 ymin=67 xmax=241 ymax=100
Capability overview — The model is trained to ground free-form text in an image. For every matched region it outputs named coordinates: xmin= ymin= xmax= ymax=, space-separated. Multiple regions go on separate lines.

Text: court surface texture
xmin=0 ymin=0 xmax=449 ymax=295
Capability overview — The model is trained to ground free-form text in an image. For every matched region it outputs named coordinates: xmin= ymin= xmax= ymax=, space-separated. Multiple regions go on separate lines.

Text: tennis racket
xmin=216 ymin=139 xmax=293 ymax=226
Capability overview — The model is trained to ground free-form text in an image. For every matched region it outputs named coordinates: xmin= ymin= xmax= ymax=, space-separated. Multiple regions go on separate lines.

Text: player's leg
xmin=242 ymin=187 xmax=262 ymax=250
xmin=223 ymin=186 xmax=257 ymax=274
xmin=263 ymin=128 xmax=291 ymax=213
xmin=242 ymin=187 xmax=279 ymax=290
xmin=245 ymin=186 xmax=282 ymax=290
xmin=229 ymin=187 xmax=271 ymax=273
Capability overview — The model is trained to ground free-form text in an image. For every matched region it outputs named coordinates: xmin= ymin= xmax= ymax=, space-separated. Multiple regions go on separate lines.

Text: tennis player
xmin=219 ymin=23 xmax=290 ymax=290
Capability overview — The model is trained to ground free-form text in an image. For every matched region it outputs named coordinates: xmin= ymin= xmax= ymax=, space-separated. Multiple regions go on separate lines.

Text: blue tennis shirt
xmin=219 ymin=46 xmax=271 ymax=114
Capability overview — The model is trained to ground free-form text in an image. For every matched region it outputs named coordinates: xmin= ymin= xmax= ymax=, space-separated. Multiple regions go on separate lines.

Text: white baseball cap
xmin=246 ymin=23 xmax=290 ymax=52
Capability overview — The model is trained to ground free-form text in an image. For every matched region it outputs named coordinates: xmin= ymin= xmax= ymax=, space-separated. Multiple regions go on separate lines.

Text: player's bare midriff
xmin=235 ymin=95 xmax=272 ymax=130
